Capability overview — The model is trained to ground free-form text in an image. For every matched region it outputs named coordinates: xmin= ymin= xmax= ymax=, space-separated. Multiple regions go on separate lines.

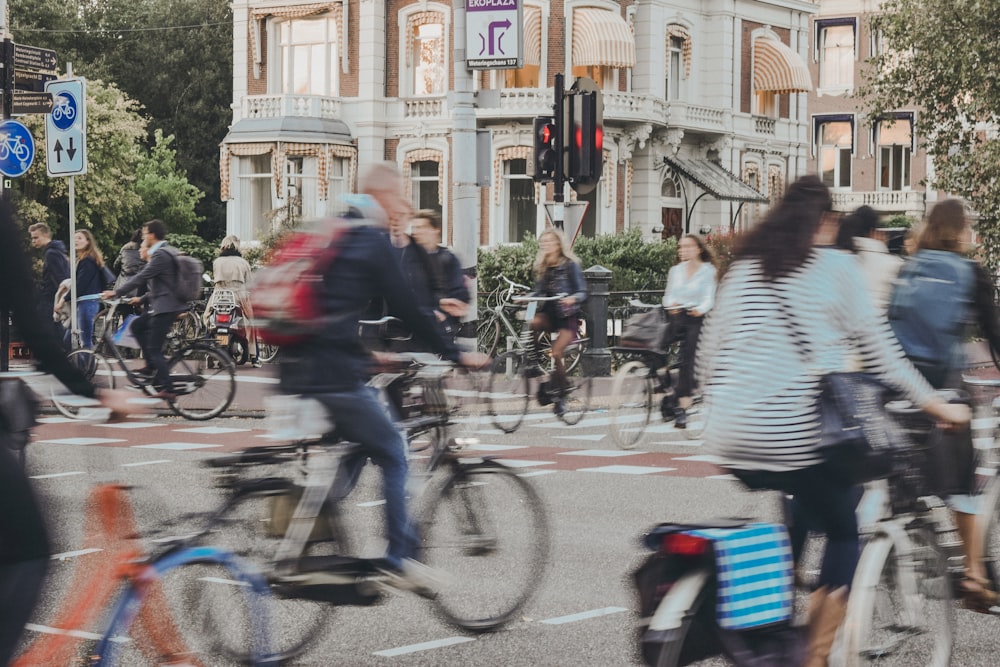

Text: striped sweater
xmin=696 ymin=248 xmax=935 ymax=472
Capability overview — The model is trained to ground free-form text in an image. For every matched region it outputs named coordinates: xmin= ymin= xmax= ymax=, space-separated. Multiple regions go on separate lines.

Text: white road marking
xmin=357 ymin=500 xmax=386 ymax=507
xmin=173 ymin=426 xmax=252 ymax=434
xmin=24 ymin=623 xmax=106 ymax=641
xmin=373 ymin=636 xmax=475 ymax=657
xmin=540 ymin=606 xmax=628 ymax=625
xmin=673 ymin=455 xmax=723 ymax=463
xmin=707 ymin=474 xmax=740 ymax=481
xmin=494 ymin=459 xmax=555 ymax=468
xmin=36 ymin=416 xmax=78 ymax=424
xmin=30 ymin=471 xmax=86 ymax=480
xmin=466 ymin=443 xmax=528 ymax=451
xmin=95 ymin=422 xmax=164 ymax=429
xmin=133 ymin=442 xmax=223 ymax=451
xmin=553 ymin=433 xmax=607 ymax=441
xmin=121 ymin=459 xmax=172 ymax=467
xmin=557 ymin=449 xmax=643 ymax=457
xmin=577 ymin=465 xmax=675 ymax=475
xmin=518 ymin=470 xmax=557 ymax=478
xmin=198 ymin=576 xmax=250 ymax=587
xmin=36 ymin=437 xmax=127 ymax=446
xmin=51 ymin=548 xmax=103 ymax=560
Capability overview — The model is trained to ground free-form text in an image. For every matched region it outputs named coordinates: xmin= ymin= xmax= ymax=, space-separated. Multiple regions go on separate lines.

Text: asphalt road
xmin=13 ymin=371 xmax=1000 ymax=666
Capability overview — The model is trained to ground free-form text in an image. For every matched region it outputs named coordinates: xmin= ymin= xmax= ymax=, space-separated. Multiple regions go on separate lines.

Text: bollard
xmin=582 ymin=265 xmax=612 ymax=376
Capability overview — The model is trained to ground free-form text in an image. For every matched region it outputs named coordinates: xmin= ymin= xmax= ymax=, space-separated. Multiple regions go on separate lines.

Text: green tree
xmin=863 ymin=0 xmax=1000 ymax=270
xmin=135 ymin=129 xmax=204 ymax=235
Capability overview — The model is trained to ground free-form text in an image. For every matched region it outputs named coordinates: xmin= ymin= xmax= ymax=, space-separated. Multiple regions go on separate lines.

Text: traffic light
xmin=531 ymin=116 xmax=557 ymax=182
xmin=567 ymin=84 xmax=603 ymax=195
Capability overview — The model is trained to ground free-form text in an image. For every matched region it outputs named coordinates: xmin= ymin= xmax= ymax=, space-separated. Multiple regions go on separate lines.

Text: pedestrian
xmin=409 ymin=209 xmax=470 ymax=341
xmin=204 ymin=235 xmax=261 ymax=367
xmin=101 ymin=220 xmax=186 ymax=399
xmin=660 ymin=234 xmax=717 ymax=428
xmin=112 ymin=228 xmax=147 ymax=305
xmin=696 ymin=175 xmax=969 ymax=666
xmin=60 ymin=229 xmax=107 ymax=349
xmin=836 ymin=205 xmax=902 ymax=312
xmin=27 ymin=222 xmax=70 ymax=341
xmin=0 ymin=203 xmax=136 ymax=665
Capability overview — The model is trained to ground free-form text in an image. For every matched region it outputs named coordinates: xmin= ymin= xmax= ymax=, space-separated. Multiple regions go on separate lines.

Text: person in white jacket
xmin=835 ymin=205 xmax=903 ymax=312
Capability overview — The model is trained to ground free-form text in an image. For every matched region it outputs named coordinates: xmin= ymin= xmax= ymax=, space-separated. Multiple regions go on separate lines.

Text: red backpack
xmin=249 ymin=218 xmax=352 ymax=346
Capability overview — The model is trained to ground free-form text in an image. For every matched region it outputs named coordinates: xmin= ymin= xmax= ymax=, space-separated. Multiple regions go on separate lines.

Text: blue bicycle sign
xmin=0 ymin=120 xmax=35 ymax=178
xmin=51 ymin=92 xmax=78 ymax=131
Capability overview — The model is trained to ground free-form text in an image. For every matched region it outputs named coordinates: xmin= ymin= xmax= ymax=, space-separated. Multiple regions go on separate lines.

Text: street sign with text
xmin=13 ymin=44 xmax=57 ymax=73
xmin=44 ymin=78 xmax=87 ymax=177
xmin=9 ymin=91 xmax=54 ymax=115
xmin=466 ymin=0 xmax=523 ymax=70
xmin=14 ymin=69 xmax=57 ymax=92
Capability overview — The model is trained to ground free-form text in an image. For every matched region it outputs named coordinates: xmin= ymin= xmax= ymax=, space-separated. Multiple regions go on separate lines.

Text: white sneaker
xmin=380 ymin=559 xmax=445 ymax=599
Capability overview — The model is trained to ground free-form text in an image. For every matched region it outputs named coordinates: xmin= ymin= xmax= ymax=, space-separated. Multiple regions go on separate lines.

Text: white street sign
xmin=44 ymin=78 xmax=87 ymax=176
xmin=466 ymin=0 xmax=523 ymax=69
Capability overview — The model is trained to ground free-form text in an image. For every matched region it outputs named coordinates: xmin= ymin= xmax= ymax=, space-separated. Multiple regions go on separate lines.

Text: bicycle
xmin=486 ymin=293 xmax=593 ymax=432
xmin=51 ymin=298 xmax=237 ymax=420
xmin=610 ymin=301 xmax=704 ymax=448
xmin=478 ymin=275 xmax=588 ymax=374
xmin=176 ymin=350 xmax=549 ymax=664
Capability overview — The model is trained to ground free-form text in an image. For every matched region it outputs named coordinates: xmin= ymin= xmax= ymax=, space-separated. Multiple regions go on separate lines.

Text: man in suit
xmin=101 ymin=219 xmax=186 ymax=398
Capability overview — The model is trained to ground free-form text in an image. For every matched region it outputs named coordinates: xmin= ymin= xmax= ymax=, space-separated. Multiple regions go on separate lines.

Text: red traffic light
xmin=540 ymin=123 xmax=554 ymax=145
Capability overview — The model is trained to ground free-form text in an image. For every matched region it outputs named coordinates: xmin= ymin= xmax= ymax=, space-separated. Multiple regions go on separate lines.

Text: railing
xmin=403 ymin=96 xmax=445 ymax=118
xmin=753 ymin=115 xmax=776 ymax=134
xmin=242 ymin=94 xmax=341 ymax=119
xmin=831 ymin=190 xmax=926 ymax=212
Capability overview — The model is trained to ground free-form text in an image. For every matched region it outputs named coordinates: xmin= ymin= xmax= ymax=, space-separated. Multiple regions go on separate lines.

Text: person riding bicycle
xmin=203 ymin=235 xmax=262 ymax=367
xmin=277 ymin=162 xmax=485 ymax=586
xmin=696 ymin=175 xmax=969 ymax=667
xmin=101 ymin=219 xmax=187 ymax=400
xmin=527 ymin=228 xmax=587 ymax=415
xmin=0 ymin=203 xmax=135 ymax=665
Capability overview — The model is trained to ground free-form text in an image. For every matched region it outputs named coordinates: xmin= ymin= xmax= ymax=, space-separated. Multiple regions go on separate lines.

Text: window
xmin=503 ymin=65 xmax=540 ymax=88
xmin=753 ymin=91 xmax=777 ymax=117
xmin=818 ymin=121 xmax=853 ymax=189
xmin=277 ymin=16 xmax=339 ymax=95
xmin=285 ymin=157 xmax=305 ymax=220
xmin=667 ymin=36 xmax=683 ymax=100
xmin=505 ymin=159 xmax=536 ymax=242
xmin=411 ymin=22 xmax=446 ymax=96
xmin=819 ymin=23 xmax=855 ymax=90
xmin=878 ymin=117 xmax=912 ymax=191
xmin=571 ymin=65 xmax=616 ymax=90
xmin=237 ymin=155 xmax=274 ymax=241
xmin=410 ymin=161 xmax=441 ymax=211
xmin=327 ymin=158 xmax=348 ymax=213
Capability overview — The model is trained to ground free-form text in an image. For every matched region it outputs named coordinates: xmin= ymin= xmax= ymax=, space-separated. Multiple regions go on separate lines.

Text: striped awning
xmin=523 ymin=6 xmax=542 ymax=67
xmin=754 ymin=36 xmax=812 ymax=94
xmin=572 ymin=8 xmax=636 ymax=68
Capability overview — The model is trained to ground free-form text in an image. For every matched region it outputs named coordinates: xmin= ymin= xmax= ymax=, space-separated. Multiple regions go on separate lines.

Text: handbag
xmin=0 ymin=378 xmax=39 ymax=464
xmin=620 ymin=309 xmax=667 ymax=349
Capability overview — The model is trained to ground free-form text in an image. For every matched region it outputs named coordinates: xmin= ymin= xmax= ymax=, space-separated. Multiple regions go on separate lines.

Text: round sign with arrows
xmin=0 ymin=119 xmax=35 ymax=178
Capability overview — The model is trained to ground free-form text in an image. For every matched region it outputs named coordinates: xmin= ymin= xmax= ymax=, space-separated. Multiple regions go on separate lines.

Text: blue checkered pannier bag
xmin=686 ymin=522 xmax=794 ymax=631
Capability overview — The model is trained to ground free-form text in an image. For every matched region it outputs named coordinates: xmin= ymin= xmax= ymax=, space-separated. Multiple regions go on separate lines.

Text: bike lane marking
xmin=373 ymin=636 xmax=475 ymax=657
xmin=540 ymin=606 xmax=628 ymax=625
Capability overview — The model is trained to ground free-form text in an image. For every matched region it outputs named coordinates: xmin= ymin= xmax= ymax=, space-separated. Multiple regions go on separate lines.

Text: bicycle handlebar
xmin=512 ymin=293 xmax=567 ymax=303
xmin=498 ymin=275 xmax=532 ymax=292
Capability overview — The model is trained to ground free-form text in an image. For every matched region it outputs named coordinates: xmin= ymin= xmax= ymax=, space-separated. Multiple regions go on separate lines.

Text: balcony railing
xmin=753 ymin=116 xmax=776 ymax=135
xmin=242 ymin=94 xmax=341 ymax=119
xmin=403 ymin=96 xmax=445 ymax=118
xmin=831 ymin=190 xmax=927 ymax=213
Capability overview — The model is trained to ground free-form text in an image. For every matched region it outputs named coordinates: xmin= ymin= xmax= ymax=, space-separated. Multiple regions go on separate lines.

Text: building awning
xmin=572 ymin=8 xmax=636 ymax=68
xmin=753 ymin=36 xmax=813 ymax=94
xmin=523 ymin=6 xmax=542 ymax=67
xmin=665 ymin=156 xmax=768 ymax=203
xmin=221 ymin=116 xmax=353 ymax=145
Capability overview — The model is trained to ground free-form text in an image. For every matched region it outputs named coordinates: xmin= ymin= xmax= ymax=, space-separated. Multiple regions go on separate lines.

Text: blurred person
xmin=528 ymin=228 xmax=587 ymax=416
xmin=277 ymin=162 xmax=486 ymax=585
xmin=835 ymin=205 xmax=902 ymax=312
xmin=58 ymin=229 xmax=107 ymax=349
xmin=387 ymin=206 xmax=441 ymax=324
xmin=27 ymin=222 xmax=70 ymax=341
xmin=101 ymin=220 xmax=186 ymax=399
xmin=0 ymin=204 xmax=136 ymax=665
xmin=660 ymin=234 xmax=717 ymax=428
xmin=112 ymin=228 xmax=147 ymax=310
xmin=697 ymin=175 xmax=969 ymax=666
xmin=204 ymin=235 xmax=261 ymax=367
xmin=409 ymin=209 xmax=470 ymax=340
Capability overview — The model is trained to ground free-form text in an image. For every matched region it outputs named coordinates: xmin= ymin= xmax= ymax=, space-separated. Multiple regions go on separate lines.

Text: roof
xmin=664 ymin=156 xmax=768 ymax=203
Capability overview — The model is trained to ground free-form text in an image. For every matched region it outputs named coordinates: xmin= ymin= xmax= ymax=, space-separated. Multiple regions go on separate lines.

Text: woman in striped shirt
xmin=696 ymin=175 xmax=969 ymax=666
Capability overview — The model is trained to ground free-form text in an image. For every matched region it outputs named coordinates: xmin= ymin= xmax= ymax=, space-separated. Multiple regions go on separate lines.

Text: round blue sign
xmin=51 ymin=92 xmax=78 ymax=131
xmin=0 ymin=120 xmax=35 ymax=178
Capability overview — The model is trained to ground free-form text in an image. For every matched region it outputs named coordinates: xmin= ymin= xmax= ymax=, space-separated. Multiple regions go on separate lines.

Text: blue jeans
xmin=77 ymin=297 xmax=100 ymax=349
xmin=314 ymin=386 xmax=418 ymax=569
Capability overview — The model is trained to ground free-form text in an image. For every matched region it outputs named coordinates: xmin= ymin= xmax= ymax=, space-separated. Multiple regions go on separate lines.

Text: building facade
xmin=222 ymin=0 xmax=822 ymax=257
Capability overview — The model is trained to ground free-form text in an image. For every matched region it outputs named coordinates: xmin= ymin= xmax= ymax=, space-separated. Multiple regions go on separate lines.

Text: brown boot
xmin=805 ymin=586 xmax=848 ymax=667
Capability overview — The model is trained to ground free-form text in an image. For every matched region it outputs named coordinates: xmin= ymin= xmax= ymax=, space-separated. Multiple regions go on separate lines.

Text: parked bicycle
xmin=175 ymin=348 xmax=549 ymax=664
xmin=478 ymin=275 xmax=587 ymax=373
xmin=486 ymin=293 xmax=593 ymax=432
xmin=51 ymin=298 xmax=237 ymax=420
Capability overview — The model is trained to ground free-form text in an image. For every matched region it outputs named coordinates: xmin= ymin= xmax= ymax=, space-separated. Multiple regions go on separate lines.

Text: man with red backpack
xmin=275 ymin=162 xmax=486 ymax=586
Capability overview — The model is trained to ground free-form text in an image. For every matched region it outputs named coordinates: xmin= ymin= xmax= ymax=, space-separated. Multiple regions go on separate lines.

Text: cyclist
xmin=277 ymin=162 xmax=486 ymax=586
xmin=101 ymin=219 xmax=187 ymax=400
xmin=410 ymin=209 xmax=470 ymax=342
xmin=528 ymin=228 xmax=587 ymax=415
xmin=0 ymin=203 xmax=135 ymax=665
xmin=696 ymin=175 xmax=969 ymax=667
xmin=203 ymin=235 xmax=261 ymax=367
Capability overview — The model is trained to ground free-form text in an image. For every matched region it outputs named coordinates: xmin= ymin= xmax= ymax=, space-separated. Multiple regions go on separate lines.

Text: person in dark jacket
xmin=59 ymin=229 xmax=108 ymax=349
xmin=101 ymin=219 xmax=186 ymax=398
xmin=410 ymin=209 xmax=470 ymax=341
xmin=0 ymin=204 xmax=135 ymax=665
xmin=28 ymin=222 xmax=70 ymax=340
xmin=112 ymin=228 xmax=147 ymax=303
xmin=279 ymin=162 xmax=485 ymax=585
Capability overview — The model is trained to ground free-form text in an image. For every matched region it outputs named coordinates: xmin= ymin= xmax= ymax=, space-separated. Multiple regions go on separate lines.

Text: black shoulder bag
xmin=0 ymin=377 xmax=39 ymax=467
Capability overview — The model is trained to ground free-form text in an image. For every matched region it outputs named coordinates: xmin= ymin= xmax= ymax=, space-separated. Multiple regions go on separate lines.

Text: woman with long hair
xmin=529 ymin=228 xmax=587 ymax=414
xmin=205 ymin=235 xmax=260 ymax=366
xmin=697 ymin=175 xmax=969 ymax=666
xmin=60 ymin=229 xmax=107 ymax=349
xmin=661 ymin=234 xmax=717 ymax=427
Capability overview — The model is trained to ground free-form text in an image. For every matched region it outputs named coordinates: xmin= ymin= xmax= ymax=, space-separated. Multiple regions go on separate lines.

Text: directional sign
xmin=14 ymin=70 xmax=57 ymax=92
xmin=44 ymin=78 xmax=87 ymax=177
xmin=14 ymin=44 xmax=57 ymax=73
xmin=466 ymin=0 xmax=523 ymax=70
xmin=10 ymin=91 xmax=54 ymax=115
xmin=0 ymin=119 xmax=35 ymax=178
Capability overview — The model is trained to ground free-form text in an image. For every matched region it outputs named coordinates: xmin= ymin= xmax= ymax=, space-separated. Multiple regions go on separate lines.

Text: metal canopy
xmin=663 ymin=155 xmax=768 ymax=232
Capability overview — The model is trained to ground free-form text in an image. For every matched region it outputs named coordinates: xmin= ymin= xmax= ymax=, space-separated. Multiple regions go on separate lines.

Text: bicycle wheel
xmin=422 ymin=461 xmax=549 ymax=632
xmin=556 ymin=373 xmax=592 ymax=425
xmin=486 ymin=351 xmax=530 ymax=433
xmin=167 ymin=343 xmax=236 ymax=420
xmin=477 ymin=316 xmax=501 ymax=357
xmin=842 ymin=525 xmax=953 ymax=666
xmin=51 ymin=349 xmax=116 ymax=418
xmin=257 ymin=342 xmax=280 ymax=363
xmin=166 ymin=310 xmax=202 ymax=356
xmin=610 ymin=361 xmax=654 ymax=449
xmin=93 ymin=546 xmax=276 ymax=667
xmin=536 ymin=331 xmax=584 ymax=375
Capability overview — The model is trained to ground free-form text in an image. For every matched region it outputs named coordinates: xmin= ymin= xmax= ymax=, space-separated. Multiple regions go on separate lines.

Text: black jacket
xmin=40 ymin=240 xmax=69 ymax=304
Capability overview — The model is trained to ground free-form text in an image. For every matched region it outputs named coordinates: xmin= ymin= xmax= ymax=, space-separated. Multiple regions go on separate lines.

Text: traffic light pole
xmin=551 ymin=73 xmax=565 ymax=231
xmin=0 ymin=2 xmax=10 ymax=371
